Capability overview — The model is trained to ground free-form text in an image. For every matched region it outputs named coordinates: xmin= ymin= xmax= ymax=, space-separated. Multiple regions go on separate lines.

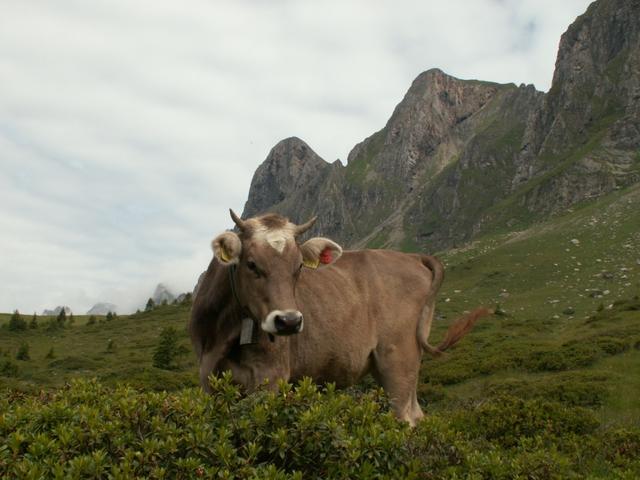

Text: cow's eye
xmin=246 ymin=260 xmax=261 ymax=278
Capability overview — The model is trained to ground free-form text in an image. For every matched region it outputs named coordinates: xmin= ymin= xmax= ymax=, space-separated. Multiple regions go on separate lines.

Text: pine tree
xmin=29 ymin=313 xmax=38 ymax=329
xmin=106 ymin=312 xmax=113 ymax=322
xmin=145 ymin=298 xmax=155 ymax=312
xmin=9 ymin=310 xmax=27 ymax=331
xmin=152 ymin=327 xmax=179 ymax=370
xmin=56 ymin=308 xmax=67 ymax=327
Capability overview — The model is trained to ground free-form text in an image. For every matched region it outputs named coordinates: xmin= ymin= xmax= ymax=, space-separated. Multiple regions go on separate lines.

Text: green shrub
xmin=0 ymin=359 xmax=19 ymax=377
xmin=16 ymin=343 xmax=30 ymax=361
xmin=452 ymin=395 xmax=599 ymax=448
xmin=0 ymin=378 xmax=638 ymax=478
xmin=87 ymin=315 xmax=97 ymax=326
xmin=0 ymin=376 xmax=415 ymax=479
xmin=522 ymin=343 xmax=600 ymax=372
xmin=29 ymin=314 xmax=38 ymax=329
xmin=485 ymin=373 xmax=609 ymax=407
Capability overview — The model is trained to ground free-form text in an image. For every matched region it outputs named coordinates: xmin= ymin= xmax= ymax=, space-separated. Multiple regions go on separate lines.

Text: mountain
xmin=86 ymin=303 xmax=117 ymax=315
xmin=42 ymin=306 xmax=72 ymax=316
xmin=241 ymin=0 xmax=640 ymax=252
xmin=152 ymin=283 xmax=175 ymax=305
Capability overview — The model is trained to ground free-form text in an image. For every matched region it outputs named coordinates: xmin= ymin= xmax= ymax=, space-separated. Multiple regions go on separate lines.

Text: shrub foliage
xmin=1 ymin=376 xmax=639 ymax=479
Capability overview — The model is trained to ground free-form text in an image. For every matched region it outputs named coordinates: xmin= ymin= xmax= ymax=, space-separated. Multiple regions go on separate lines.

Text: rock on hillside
xmin=241 ymin=0 xmax=640 ymax=252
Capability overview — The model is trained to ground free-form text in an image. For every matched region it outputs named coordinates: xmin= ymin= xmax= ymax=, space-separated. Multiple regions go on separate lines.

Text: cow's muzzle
xmin=262 ymin=310 xmax=304 ymax=335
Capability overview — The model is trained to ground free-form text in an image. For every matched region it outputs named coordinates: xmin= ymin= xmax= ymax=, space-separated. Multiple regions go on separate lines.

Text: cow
xmin=190 ymin=210 xmax=490 ymax=426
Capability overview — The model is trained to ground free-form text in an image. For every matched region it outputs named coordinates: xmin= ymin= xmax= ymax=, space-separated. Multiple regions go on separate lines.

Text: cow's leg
xmin=199 ymin=349 xmax=222 ymax=393
xmin=372 ymin=340 xmax=423 ymax=426
xmin=410 ymin=390 xmax=424 ymax=424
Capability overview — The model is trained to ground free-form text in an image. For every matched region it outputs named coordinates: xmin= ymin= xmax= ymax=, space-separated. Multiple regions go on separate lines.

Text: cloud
xmin=0 ymin=0 xmax=592 ymax=313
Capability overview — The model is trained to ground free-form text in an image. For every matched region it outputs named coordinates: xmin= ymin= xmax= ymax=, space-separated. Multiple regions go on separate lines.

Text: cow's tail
xmin=417 ymin=255 xmax=491 ymax=356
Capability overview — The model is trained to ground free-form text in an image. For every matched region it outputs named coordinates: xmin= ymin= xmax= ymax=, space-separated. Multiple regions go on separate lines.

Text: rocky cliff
xmin=242 ymin=0 xmax=640 ymax=252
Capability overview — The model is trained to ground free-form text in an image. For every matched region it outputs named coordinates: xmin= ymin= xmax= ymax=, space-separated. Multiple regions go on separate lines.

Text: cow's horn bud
xmin=295 ymin=216 xmax=317 ymax=236
xmin=229 ymin=209 xmax=246 ymax=231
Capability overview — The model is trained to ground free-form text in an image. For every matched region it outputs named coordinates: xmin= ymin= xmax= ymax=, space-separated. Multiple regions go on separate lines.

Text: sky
xmin=1 ymin=0 xmax=594 ymax=314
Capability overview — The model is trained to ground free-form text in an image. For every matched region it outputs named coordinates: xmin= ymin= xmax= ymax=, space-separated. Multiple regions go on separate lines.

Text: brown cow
xmin=190 ymin=210 xmax=489 ymax=426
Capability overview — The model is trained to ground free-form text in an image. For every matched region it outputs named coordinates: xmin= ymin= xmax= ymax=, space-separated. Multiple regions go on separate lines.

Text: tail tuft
xmin=426 ymin=307 xmax=492 ymax=356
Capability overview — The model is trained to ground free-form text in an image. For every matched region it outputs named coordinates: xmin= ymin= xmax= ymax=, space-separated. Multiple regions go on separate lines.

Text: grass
xmin=0 ymin=305 xmax=197 ymax=393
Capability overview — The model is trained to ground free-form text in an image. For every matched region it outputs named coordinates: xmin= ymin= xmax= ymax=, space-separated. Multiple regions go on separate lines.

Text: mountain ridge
xmin=242 ymin=0 xmax=640 ymax=252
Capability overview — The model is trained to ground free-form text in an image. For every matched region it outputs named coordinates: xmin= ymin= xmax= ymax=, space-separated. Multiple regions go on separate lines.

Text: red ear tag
xmin=319 ymin=247 xmax=333 ymax=264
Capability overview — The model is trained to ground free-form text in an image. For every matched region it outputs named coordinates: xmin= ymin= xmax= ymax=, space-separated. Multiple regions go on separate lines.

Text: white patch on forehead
xmin=252 ymin=223 xmax=295 ymax=254
xmin=265 ymin=230 xmax=288 ymax=253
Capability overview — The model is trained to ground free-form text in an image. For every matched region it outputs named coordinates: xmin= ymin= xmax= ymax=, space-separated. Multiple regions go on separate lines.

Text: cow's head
xmin=211 ymin=210 xmax=342 ymax=335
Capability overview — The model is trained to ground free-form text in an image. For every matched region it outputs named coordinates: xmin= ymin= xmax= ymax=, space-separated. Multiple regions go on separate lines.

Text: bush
xmin=16 ymin=343 xmax=30 ymax=361
xmin=87 ymin=315 xmax=96 ymax=326
xmin=0 ymin=378 xmax=638 ymax=478
xmin=452 ymin=394 xmax=600 ymax=448
xmin=29 ymin=314 xmax=38 ymax=329
xmin=0 ymin=359 xmax=19 ymax=377
xmin=0 ymin=376 xmax=415 ymax=479
xmin=484 ymin=373 xmax=609 ymax=407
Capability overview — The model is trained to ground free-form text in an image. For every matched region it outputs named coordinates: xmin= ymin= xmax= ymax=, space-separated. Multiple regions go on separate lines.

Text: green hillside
xmin=1 ymin=184 xmax=639 ymax=477
xmin=0 ymin=306 xmax=197 ymax=393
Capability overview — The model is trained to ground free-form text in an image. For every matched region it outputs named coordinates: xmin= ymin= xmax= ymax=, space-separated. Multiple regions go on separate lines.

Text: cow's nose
xmin=274 ymin=311 xmax=303 ymax=334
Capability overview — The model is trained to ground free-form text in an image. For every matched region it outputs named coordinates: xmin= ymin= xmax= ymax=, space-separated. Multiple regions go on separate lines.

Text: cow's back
xmin=288 ymin=249 xmax=433 ymax=385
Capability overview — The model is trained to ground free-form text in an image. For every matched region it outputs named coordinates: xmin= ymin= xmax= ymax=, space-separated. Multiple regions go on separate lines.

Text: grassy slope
xmin=423 ymin=182 xmax=640 ymax=423
xmin=0 ymin=307 xmax=197 ymax=392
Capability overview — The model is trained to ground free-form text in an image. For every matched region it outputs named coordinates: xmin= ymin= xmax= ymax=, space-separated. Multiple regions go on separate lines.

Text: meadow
xmin=1 ymin=184 xmax=639 ymax=478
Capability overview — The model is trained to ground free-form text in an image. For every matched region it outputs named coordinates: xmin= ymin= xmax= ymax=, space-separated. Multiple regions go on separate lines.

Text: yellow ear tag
xmin=219 ymin=247 xmax=232 ymax=263
xmin=303 ymin=258 xmax=320 ymax=269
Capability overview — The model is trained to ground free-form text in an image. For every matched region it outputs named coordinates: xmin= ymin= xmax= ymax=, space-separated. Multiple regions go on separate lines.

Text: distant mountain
xmin=241 ymin=0 xmax=640 ymax=252
xmin=152 ymin=283 xmax=175 ymax=305
xmin=86 ymin=303 xmax=117 ymax=315
xmin=42 ymin=306 xmax=72 ymax=316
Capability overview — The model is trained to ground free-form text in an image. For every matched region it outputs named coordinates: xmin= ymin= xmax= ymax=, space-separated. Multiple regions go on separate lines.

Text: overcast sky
xmin=1 ymin=0 xmax=593 ymax=314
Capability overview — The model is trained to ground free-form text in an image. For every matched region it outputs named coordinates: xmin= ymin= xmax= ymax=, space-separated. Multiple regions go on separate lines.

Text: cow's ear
xmin=300 ymin=237 xmax=342 ymax=269
xmin=212 ymin=232 xmax=242 ymax=264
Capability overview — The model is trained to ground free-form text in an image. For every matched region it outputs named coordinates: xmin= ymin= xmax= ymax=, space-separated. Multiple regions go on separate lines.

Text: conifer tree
xmin=56 ymin=308 xmax=67 ymax=327
xmin=145 ymin=298 xmax=155 ymax=312
xmin=9 ymin=310 xmax=27 ymax=331
xmin=153 ymin=327 xmax=179 ymax=370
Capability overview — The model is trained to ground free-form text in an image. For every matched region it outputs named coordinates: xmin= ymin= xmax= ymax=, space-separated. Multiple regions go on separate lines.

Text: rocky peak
xmin=242 ymin=137 xmax=332 ymax=219
xmin=527 ymin=0 xmax=640 ymax=159
xmin=42 ymin=306 xmax=72 ymax=316
xmin=86 ymin=303 xmax=117 ymax=315
xmin=348 ymin=69 xmax=505 ymax=184
xmin=152 ymin=283 xmax=175 ymax=305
